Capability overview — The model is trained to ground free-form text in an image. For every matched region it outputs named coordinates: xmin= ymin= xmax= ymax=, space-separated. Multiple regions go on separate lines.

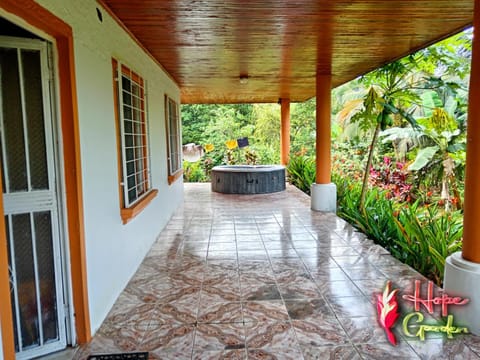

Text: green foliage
xmin=333 ymin=173 xmax=463 ymax=286
xmin=286 ymin=156 xmax=316 ymax=195
xmin=408 ymin=146 xmax=439 ymax=171
xmin=252 ymin=104 xmax=281 ymax=163
xmin=290 ymin=98 xmax=317 ymax=156
xmin=393 ymin=204 xmax=463 ymax=285
xmin=181 ymin=104 xmax=215 ymax=144
xmin=183 ymin=161 xmax=208 ymax=182
xmin=417 ymin=28 xmax=472 ymax=80
xmin=337 ymin=182 xmax=399 ymax=250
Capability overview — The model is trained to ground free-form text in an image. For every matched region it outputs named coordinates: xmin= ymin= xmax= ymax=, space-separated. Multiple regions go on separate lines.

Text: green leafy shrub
xmin=183 ymin=161 xmax=208 ymax=182
xmin=392 ymin=204 xmax=463 ymax=285
xmin=287 ymin=154 xmax=463 ymax=286
xmin=286 ymin=156 xmax=316 ymax=195
xmin=337 ymin=182 xmax=399 ymax=250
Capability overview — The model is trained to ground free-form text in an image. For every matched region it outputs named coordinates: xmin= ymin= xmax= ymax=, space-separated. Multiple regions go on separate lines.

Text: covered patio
xmin=2 ymin=1 xmax=480 ymax=359
xmin=73 ymin=184 xmax=480 ymax=359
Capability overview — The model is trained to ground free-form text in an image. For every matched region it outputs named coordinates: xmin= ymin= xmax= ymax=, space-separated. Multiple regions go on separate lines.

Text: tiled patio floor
xmin=74 ymin=183 xmax=480 ymax=359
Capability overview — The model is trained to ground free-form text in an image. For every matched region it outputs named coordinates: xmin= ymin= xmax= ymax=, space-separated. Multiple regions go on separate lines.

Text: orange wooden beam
xmin=462 ymin=0 xmax=480 ymax=263
xmin=280 ymin=98 xmax=291 ymax=165
xmin=315 ymin=74 xmax=332 ymax=184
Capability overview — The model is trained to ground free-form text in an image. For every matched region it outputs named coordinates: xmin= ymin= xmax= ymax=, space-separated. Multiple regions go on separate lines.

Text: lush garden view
xmin=181 ymin=30 xmax=472 ymax=286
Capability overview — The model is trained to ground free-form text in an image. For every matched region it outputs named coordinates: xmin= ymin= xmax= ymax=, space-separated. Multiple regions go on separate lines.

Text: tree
xmin=181 ymin=104 xmax=215 ymax=144
xmin=382 ymin=90 xmax=466 ymax=211
xmin=290 ymin=98 xmax=317 ymax=157
xmin=252 ymin=104 xmax=281 ymax=164
xmin=347 ymin=58 xmax=419 ymax=210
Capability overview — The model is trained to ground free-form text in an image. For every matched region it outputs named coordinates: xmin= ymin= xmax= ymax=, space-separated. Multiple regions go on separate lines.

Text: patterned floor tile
xmin=354 ymin=342 xmax=421 ymax=359
xmin=194 ymin=323 xmax=246 ymax=352
xmin=103 ymin=301 xmax=158 ymax=326
xmin=338 ymin=316 xmax=387 ymax=344
xmin=141 ymin=323 xmax=195 ymax=354
xmin=247 ymin=347 xmax=304 ymax=360
xmin=309 ymin=267 xmax=350 ymax=282
xmin=245 ymin=321 xmax=298 ymax=349
xmin=192 ymin=349 xmax=247 ymax=360
xmin=240 ymin=282 xmax=282 ymax=301
xmin=407 ymin=337 xmax=480 ymax=360
xmin=197 ymin=301 xmax=243 ymax=324
xmin=154 ymin=298 xmax=199 ymax=325
xmin=300 ymin=344 xmax=362 ymax=360
xmin=302 ymin=256 xmax=340 ymax=269
xmin=292 ymin=319 xmax=349 ymax=347
xmin=317 ymin=280 xmax=364 ymax=299
xmin=242 ymin=300 xmax=289 ymax=323
xmin=75 ymin=184 xmax=461 ymax=360
xmin=327 ymin=296 xmax=376 ymax=319
xmin=465 ymin=335 xmax=480 ymax=356
xmin=284 ymin=298 xmax=335 ymax=321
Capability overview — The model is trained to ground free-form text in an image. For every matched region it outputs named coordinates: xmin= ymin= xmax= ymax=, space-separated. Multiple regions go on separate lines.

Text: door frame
xmin=0 ymin=1 xmax=91 ymax=359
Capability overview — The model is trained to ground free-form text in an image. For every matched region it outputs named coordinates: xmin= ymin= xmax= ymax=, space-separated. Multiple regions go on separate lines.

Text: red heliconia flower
xmin=377 ymin=281 xmax=400 ymax=346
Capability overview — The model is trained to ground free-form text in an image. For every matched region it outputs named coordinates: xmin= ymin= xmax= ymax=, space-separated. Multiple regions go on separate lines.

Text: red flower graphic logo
xmin=377 ymin=281 xmax=400 ymax=345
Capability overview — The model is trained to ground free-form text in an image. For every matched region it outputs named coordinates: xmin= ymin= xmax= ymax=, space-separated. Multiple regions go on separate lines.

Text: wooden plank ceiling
xmin=101 ymin=0 xmax=473 ymax=104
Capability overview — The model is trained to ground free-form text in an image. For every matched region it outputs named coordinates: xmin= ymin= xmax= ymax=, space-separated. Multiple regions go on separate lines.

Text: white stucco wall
xmin=0 ymin=323 xmax=3 ymax=360
xmin=34 ymin=0 xmax=184 ymax=334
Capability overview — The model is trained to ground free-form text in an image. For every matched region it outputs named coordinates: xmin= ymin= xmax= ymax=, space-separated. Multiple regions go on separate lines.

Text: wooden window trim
xmin=168 ymin=169 xmax=184 ymax=185
xmin=112 ymin=58 xmax=156 ymax=223
xmin=120 ymin=189 xmax=158 ymax=224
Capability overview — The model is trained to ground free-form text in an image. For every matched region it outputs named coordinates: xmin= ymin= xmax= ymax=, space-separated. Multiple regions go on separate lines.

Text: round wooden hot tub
xmin=211 ymin=165 xmax=286 ymax=194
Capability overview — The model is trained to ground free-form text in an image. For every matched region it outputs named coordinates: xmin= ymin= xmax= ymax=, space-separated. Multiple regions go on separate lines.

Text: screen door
xmin=0 ymin=36 xmax=67 ymax=359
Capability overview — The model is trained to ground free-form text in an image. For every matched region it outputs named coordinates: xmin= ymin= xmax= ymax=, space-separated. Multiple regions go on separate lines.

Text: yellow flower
xmin=205 ymin=143 xmax=214 ymax=153
xmin=225 ymin=139 xmax=238 ymax=150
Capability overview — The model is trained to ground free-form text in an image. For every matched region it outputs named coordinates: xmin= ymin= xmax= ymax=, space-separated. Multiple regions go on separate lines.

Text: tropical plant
xmin=337 ymin=184 xmax=399 ymax=250
xmin=339 ymin=58 xmax=421 ymax=211
xmin=290 ymin=98 xmax=317 ymax=157
xmin=183 ymin=161 xmax=208 ymax=182
xmin=392 ymin=203 xmax=463 ymax=285
xmin=380 ymin=90 xmax=466 ymax=210
xmin=369 ymin=157 xmax=412 ymax=202
xmin=286 ymin=156 xmax=316 ymax=195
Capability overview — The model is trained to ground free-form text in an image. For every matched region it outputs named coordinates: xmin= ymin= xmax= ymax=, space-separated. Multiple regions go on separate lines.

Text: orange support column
xmin=315 ymin=75 xmax=332 ymax=184
xmin=443 ymin=0 xmax=480 ymax=335
xmin=311 ymin=73 xmax=336 ymax=211
xmin=462 ymin=7 xmax=480 ymax=264
xmin=280 ymin=98 xmax=291 ymax=165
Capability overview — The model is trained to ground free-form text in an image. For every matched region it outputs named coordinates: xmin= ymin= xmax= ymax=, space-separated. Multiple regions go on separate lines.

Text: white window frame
xmin=165 ymin=96 xmax=182 ymax=181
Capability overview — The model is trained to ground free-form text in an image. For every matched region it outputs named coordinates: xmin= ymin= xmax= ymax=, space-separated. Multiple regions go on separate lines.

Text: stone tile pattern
xmin=74 ymin=184 xmax=480 ymax=360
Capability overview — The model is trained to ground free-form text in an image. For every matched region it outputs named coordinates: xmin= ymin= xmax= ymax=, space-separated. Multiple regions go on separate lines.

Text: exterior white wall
xmin=0 ymin=323 xmax=3 ymax=360
xmin=35 ymin=0 xmax=184 ymax=334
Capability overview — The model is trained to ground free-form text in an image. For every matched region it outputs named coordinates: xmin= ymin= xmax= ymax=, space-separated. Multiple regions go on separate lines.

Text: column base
xmin=444 ymin=251 xmax=480 ymax=335
xmin=310 ymin=183 xmax=336 ymax=212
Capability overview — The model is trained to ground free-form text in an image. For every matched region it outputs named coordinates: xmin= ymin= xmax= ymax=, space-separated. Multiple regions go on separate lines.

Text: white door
xmin=0 ymin=36 xmax=67 ymax=359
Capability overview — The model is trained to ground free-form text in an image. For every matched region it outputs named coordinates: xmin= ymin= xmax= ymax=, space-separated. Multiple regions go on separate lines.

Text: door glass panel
xmin=22 ymin=49 xmax=48 ymax=190
xmin=0 ymin=48 xmax=27 ymax=192
xmin=34 ymin=211 xmax=58 ymax=342
xmin=12 ymin=213 xmax=39 ymax=348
